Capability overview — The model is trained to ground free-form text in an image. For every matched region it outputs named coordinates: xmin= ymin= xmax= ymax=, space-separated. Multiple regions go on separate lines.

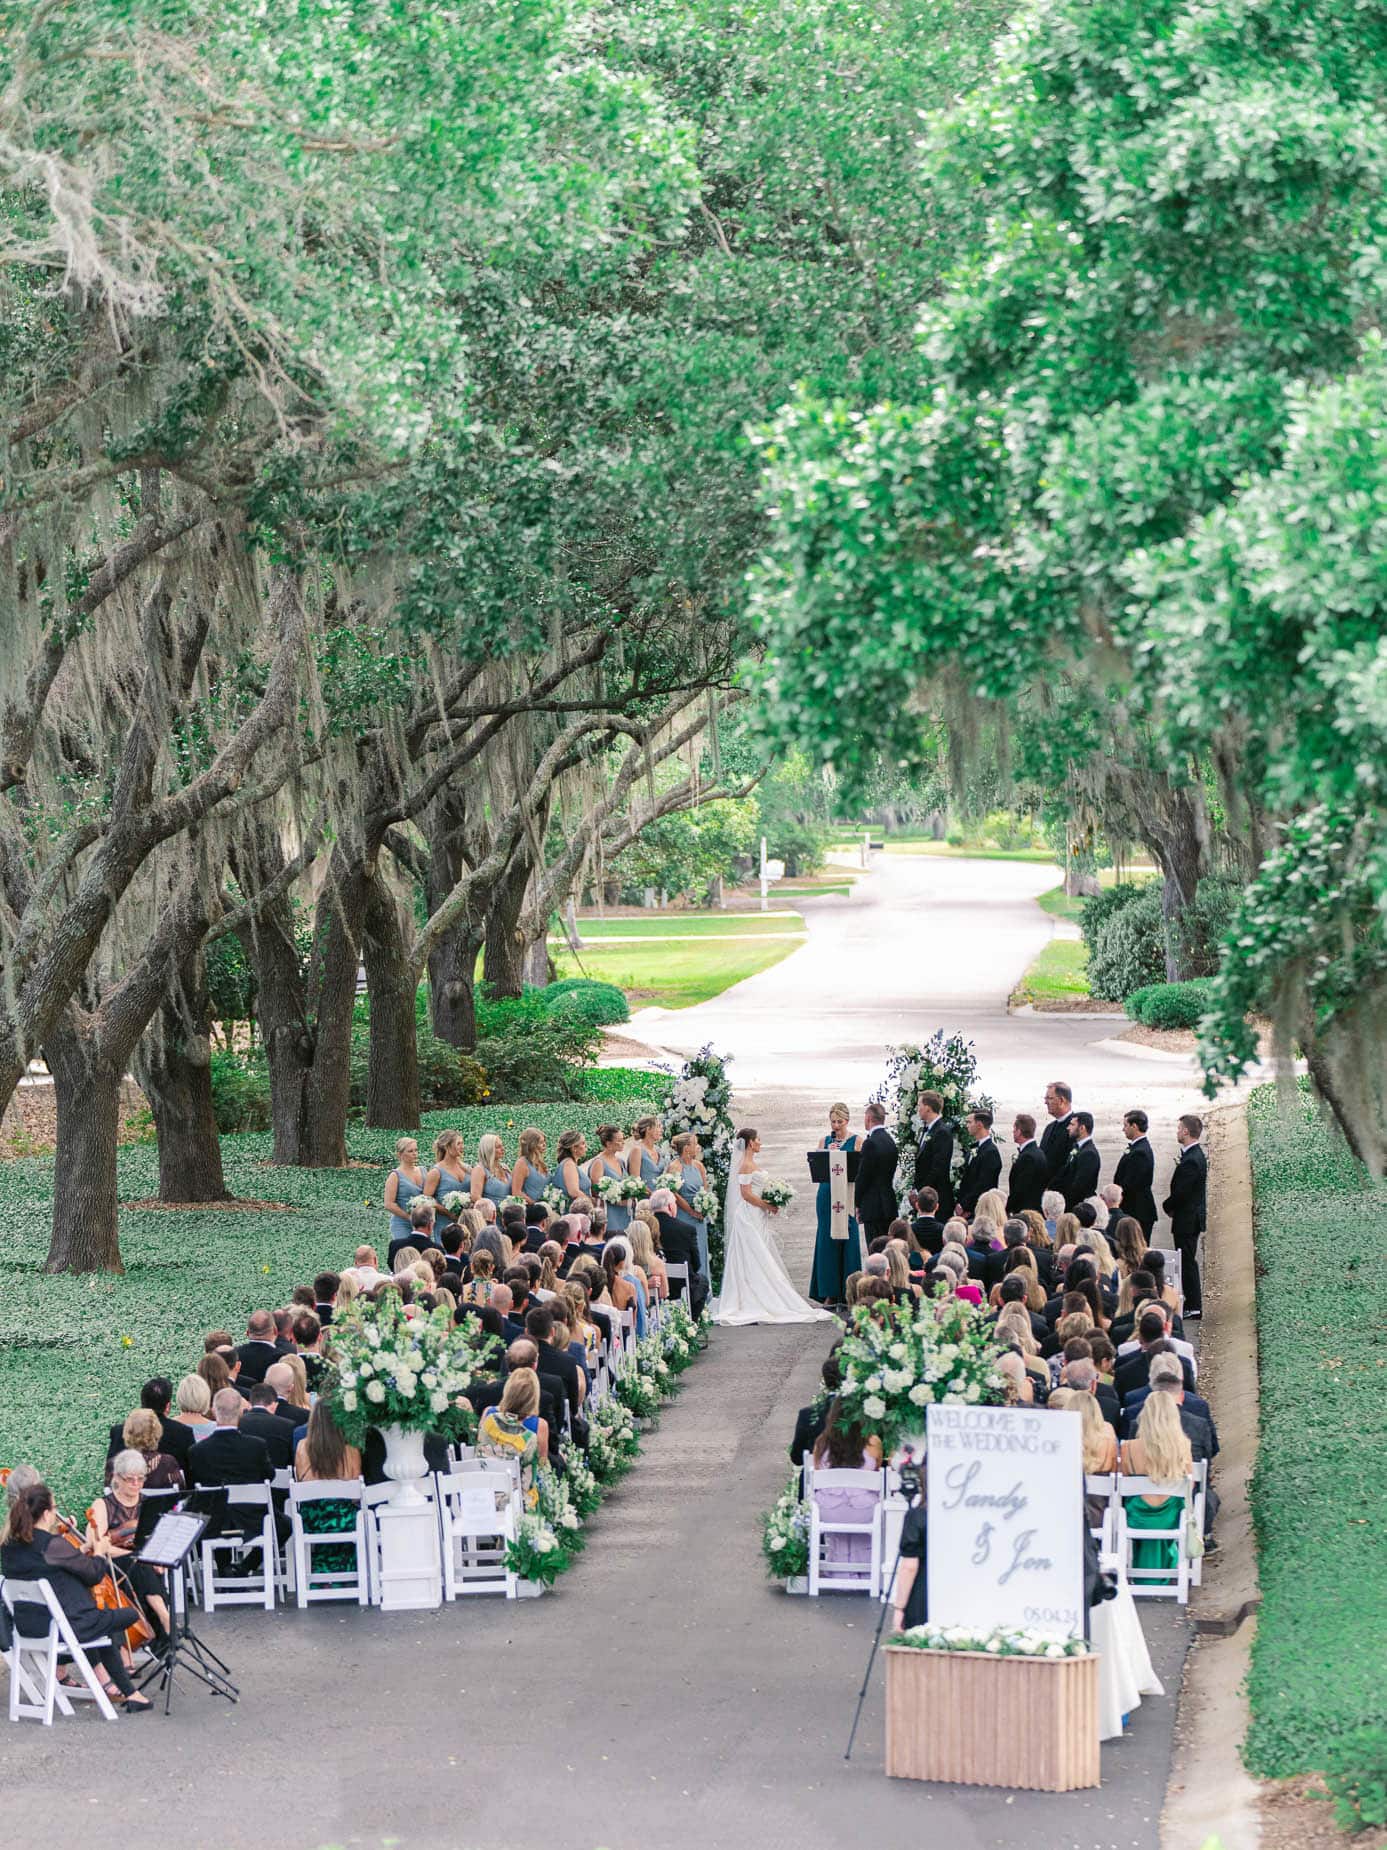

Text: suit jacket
xmin=1006 ymin=1142 xmax=1048 ymax=1217
xmin=187 ymin=1427 xmax=274 ymax=1489
xmin=239 ymin=1408 xmax=298 ymax=1472
xmin=1058 ymin=1139 xmax=1101 ymax=1211
xmin=910 ymin=1215 xmax=946 ymax=1258
xmin=956 ymin=1137 xmax=1001 ymax=1218
xmin=789 ymin=1401 xmax=828 ymax=1467
xmin=1114 ymin=1348 xmax=1196 ymax=1402
xmin=1121 ymin=1386 xmax=1216 ymax=1449
xmin=654 ymin=1211 xmax=703 ymax=1276
xmin=1112 ymin=1138 xmax=1157 ymax=1234
xmin=964 ymin=1237 xmax=996 ymax=1283
xmin=1095 ymin=1382 xmax=1122 ymax=1437
xmin=1163 ymin=1144 xmax=1208 ymax=1240
xmin=1040 ymin=1113 xmax=1075 ymax=1182
xmin=106 ymin=1412 xmax=193 ymax=1467
xmin=912 ymin=1119 xmax=955 ymax=1217
xmin=235 ymin=1340 xmax=281 ymax=1387
xmin=856 ymin=1125 xmax=900 ymax=1228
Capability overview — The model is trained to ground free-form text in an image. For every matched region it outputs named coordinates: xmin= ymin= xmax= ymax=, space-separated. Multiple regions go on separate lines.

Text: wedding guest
xmin=810 ymin=1102 xmax=862 ymax=1306
xmin=1089 ymin=1332 xmax=1118 ymax=1383
xmin=314 ymin=1271 xmax=342 ymax=1320
xmin=1058 ymin=1112 xmax=1101 ymax=1211
xmin=935 ymin=1246 xmax=982 ymax=1306
xmin=995 ymin=1307 xmax=1050 ymax=1399
xmin=971 ymin=1188 xmax=1009 ymax=1254
xmin=603 ymin=1238 xmax=646 ymax=1335
xmin=175 ymin=1373 xmax=216 ymax=1439
xmin=1115 ymin=1313 xmax=1196 ymax=1398
xmin=956 ymin=1108 xmax=1001 ymax=1217
xmin=883 ymin=1242 xmax=915 ymax=1302
xmin=525 ymin=1305 xmax=585 ymax=1417
xmin=275 ymin=1355 xmax=312 ymax=1422
xmin=810 ymin=1403 xmax=881 ymax=1567
xmin=1007 ymin=1113 xmax=1048 ymax=1215
xmin=196 ymin=1350 xmax=235 ymax=1404
xmin=471 ymin=1132 xmax=513 ymax=1210
xmin=1041 ymin=1188 xmax=1065 ymax=1240
xmin=912 ymin=1091 xmax=956 ymax=1218
xmin=843 ymin=1271 xmax=867 ymax=1306
xmin=555 ymin=1129 xmax=589 ymax=1208
xmin=105 ymin=1376 xmax=193 ymax=1469
xmin=628 ymin=1212 xmax=669 ymax=1300
xmin=1098 ymin=1181 xmax=1125 ymax=1226
xmin=1062 ymin=1354 xmax=1122 ymax=1436
xmin=1053 ymin=1381 xmax=1117 ymax=1472
xmin=291 ymin=1401 xmax=364 ymax=1573
xmin=857 ymin=1102 xmax=900 ymax=1242
xmin=478 ymin=1368 xmax=545 ymax=1491
xmin=996 ymin=1272 xmax=1049 ymax=1344
xmin=997 ymin=1350 xmax=1034 ymax=1406
xmin=908 ymin=1184 xmax=945 ymax=1257
xmin=241 ymin=1384 xmax=298 ymax=1470
xmin=114 ymin=1409 xmax=185 ymax=1492
xmin=1113 ymin=1110 xmax=1158 ymax=1236
xmin=1120 ymin=1391 xmax=1194 ymax=1573
xmin=2 ymin=1483 xmax=152 ymax=1711
xmin=1017 ymin=1207 xmax=1055 ymax=1273
xmin=384 ymin=1136 xmax=429 ymax=1250
xmin=790 ymin=1353 xmax=842 ymax=1466
xmin=650 ymin=1188 xmax=708 ymax=1315
xmin=477 ymin=1199 xmax=498 ymax=1226
xmin=1039 ymin=1082 xmax=1075 ymax=1182
xmin=963 ymin=1217 xmax=995 ymax=1282
xmin=1122 ymin=1354 xmax=1218 ymax=1452
xmin=994 ymin=1247 xmax=1046 ymax=1313
xmin=334 ymin=1273 xmax=360 ymax=1319
xmin=88 ymin=1449 xmax=172 ymax=1639
xmin=236 ymin=1310 xmax=280 ymax=1387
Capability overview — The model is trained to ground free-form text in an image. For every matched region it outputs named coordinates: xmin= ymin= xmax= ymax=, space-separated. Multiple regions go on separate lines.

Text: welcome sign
xmin=925 ymin=1404 xmax=1084 ymax=1639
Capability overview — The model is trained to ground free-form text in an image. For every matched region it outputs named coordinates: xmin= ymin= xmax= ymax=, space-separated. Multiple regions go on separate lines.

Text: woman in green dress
xmin=294 ymin=1401 xmax=364 ymax=1575
xmin=809 ymin=1102 xmax=861 ymax=1308
xmin=1120 ymin=1390 xmax=1193 ymax=1577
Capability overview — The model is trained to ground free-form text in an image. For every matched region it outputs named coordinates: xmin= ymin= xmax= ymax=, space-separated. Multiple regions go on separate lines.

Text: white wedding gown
xmin=714 ymin=1168 xmax=834 ymax=1326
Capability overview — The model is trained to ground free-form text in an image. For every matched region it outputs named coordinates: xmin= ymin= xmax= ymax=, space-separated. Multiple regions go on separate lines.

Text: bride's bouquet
xmin=760 ymin=1178 xmax=795 ymax=1209
xmin=693 ymin=1186 xmax=720 ymax=1223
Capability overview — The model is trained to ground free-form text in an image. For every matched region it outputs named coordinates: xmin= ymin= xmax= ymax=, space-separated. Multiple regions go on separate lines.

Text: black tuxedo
xmin=1113 ymin=1137 xmax=1157 ymax=1235
xmin=789 ymin=1401 xmax=829 ymax=1467
xmin=1164 ymin=1143 xmax=1209 ymax=1313
xmin=912 ymin=1118 xmax=955 ymax=1218
xmin=653 ymin=1211 xmax=709 ymax=1316
xmin=1095 ymin=1382 xmax=1122 ymax=1436
xmin=536 ymin=1341 xmax=584 ymax=1420
xmin=239 ymin=1408 xmax=298 ymax=1472
xmin=1039 ymin=1113 xmax=1074 ymax=1183
xmin=856 ymin=1125 xmax=900 ymax=1236
xmin=187 ymin=1428 xmax=274 ymax=1489
xmin=106 ymin=1411 xmax=193 ymax=1468
xmin=956 ymin=1137 xmax=1001 ymax=1218
xmin=1058 ymin=1138 xmax=1101 ymax=1211
xmin=1114 ymin=1347 xmax=1196 ymax=1402
xmin=235 ymin=1340 xmax=281 ymax=1387
xmin=964 ymin=1237 xmax=994 ymax=1283
xmin=1006 ymin=1142 xmax=1048 ymax=1217
xmin=911 ymin=1215 xmax=946 ymax=1258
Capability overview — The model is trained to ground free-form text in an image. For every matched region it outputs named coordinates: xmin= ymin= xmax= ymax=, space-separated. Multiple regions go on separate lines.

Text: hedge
xmin=1245 ymin=1082 xmax=1387 ymax=1778
xmin=1124 ymin=978 xmax=1215 ymax=1030
xmin=0 ymin=1096 xmax=669 ymax=1511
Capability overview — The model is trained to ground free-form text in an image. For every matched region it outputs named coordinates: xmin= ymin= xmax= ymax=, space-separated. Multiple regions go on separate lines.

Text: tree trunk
xmin=43 ymin=1021 xmax=123 ymax=1274
xmin=238 ymin=903 xmax=313 ymax=1166
xmin=482 ymin=853 xmax=532 ymax=998
xmin=428 ymin=919 xmax=482 ymax=1049
xmin=133 ymin=951 xmax=230 ymax=1203
xmin=301 ymin=866 xmax=369 ymax=1167
xmin=362 ymin=870 xmax=420 ymax=1130
xmin=522 ymin=935 xmax=552 ymax=988
xmin=1139 ymin=784 xmax=1208 ymax=981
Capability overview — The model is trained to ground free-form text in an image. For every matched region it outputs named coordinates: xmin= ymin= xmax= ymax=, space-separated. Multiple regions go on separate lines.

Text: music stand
xmin=137 ymin=1510 xmax=240 ymax=1714
xmin=807 ymin=1150 xmax=862 ymax=1184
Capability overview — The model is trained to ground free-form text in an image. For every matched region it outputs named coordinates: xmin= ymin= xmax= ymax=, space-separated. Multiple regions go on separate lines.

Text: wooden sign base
xmin=884 ymin=1646 xmax=1100 ymax=1791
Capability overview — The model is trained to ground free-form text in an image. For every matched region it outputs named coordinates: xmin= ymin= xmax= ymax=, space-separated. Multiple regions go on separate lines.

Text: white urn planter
xmin=373 ymin=1423 xmax=441 ymax=1611
xmin=783 ymin=1576 xmax=808 ymax=1596
xmin=515 ymin=1578 xmax=545 ymax=1599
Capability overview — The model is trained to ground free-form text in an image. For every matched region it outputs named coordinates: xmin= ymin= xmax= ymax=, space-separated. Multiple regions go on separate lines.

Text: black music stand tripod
xmin=136 ymin=1511 xmax=240 ymax=1715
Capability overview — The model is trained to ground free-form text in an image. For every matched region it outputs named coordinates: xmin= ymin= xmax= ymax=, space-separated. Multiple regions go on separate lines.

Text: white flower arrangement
xmin=760 ymin=1473 xmax=810 ymax=1579
xmin=325 ymin=1293 xmax=497 ymax=1446
xmin=760 ymin=1177 xmax=795 ymax=1209
xmin=658 ymin=1166 xmax=684 ymax=1192
xmin=890 ymin=1624 xmax=1089 ymax=1659
xmin=541 ymin=1184 xmax=568 ymax=1214
xmin=504 ymin=1511 xmax=565 ymax=1588
xmin=833 ymin=1293 xmax=1005 ymax=1455
xmin=596 ymin=1174 xmax=648 ymax=1205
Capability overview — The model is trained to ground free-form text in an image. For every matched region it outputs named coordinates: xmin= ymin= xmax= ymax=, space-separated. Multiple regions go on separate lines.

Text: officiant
xmin=809 ymin=1103 xmax=861 ymax=1309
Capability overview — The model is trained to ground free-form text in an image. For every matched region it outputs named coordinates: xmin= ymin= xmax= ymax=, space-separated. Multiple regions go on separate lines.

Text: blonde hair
xmin=995 ymin=1305 xmax=1037 ymax=1355
xmin=1074 ymin=1392 xmax=1113 ymax=1473
xmin=972 ymin=1190 xmax=1008 ymax=1236
xmin=1133 ymin=1391 xmax=1193 ymax=1487
xmin=459 ymin=1208 xmax=484 ymax=1240
xmin=626 ymin=1219 xmax=658 ymax=1274
xmin=477 ymin=1132 xmax=506 ymax=1177
xmin=395 ymin=1136 xmax=419 ymax=1162
xmin=469 ymin=1250 xmax=495 ymax=1281
xmin=634 ymin=1115 xmax=661 ymax=1141
xmin=122 ymin=1408 xmax=162 ymax=1452
xmin=176 ymin=1372 xmax=211 ymax=1418
xmin=334 ymin=1273 xmax=359 ymax=1309
xmin=844 ymin=1271 xmax=866 ymax=1305
xmin=518 ymin=1126 xmax=547 ymax=1164
xmin=829 ymin=1101 xmax=850 ymax=1120
xmin=1055 ymin=1212 xmax=1081 ymax=1247
xmin=281 ymin=1353 xmax=310 ymax=1410
xmin=1056 ymin=1310 xmax=1095 ymax=1344
xmin=1080 ymin=1226 xmax=1118 ymax=1279
xmin=434 ymin=1128 xmax=464 ymax=1163
xmin=884 ymin=1243 xmax=910 ymax=1291
xmin=1019 ymin=1208 xmax=1050 ymax=1248
xmin=500 ymin=1368 xmax=540 ymax=1420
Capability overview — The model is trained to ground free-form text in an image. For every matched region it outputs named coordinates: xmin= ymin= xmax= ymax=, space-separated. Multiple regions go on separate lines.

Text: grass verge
xmin=1244 ymin=1081 xmax=1387 ymax=1779
xmin=0 ymin=1096 xmax=670 ymax=1510
xmin=552 ymin=931 xmax=805 ymax=1008
xmin=1010 ymin=936 xmax=1093 ymax=1007
xmin=559 ymin=911 xmax=804 ymax=940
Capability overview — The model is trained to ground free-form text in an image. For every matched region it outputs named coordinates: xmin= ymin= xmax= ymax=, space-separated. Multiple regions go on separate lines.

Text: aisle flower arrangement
xmin=663 ymin=1045 xmax=735 ymax=1286
xmin=588 ymin=1395 xmax=642 ymax=1484
xmin=833 ymin=1294 xmax=1005 ymax=1457
xmin=878 ymin=1034 xmax=994 ymax=1196
xmin=890 ymin=1624 xmax=1089 ymax=1659
xmin=761 ymin=1473 xmax=811 ymax=1581
xmin=505 ymin=1511 xmax=565 ymax=1588
xmin=325 ymin=1295 xmax=498 ymax=1447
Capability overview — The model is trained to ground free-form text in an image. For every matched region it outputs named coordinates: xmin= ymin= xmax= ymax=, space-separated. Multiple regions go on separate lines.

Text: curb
xmin=1161 ymin=1101 xmax=1262 ymax=1850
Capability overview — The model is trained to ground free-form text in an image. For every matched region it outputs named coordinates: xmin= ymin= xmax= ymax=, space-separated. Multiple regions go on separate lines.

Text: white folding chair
xmin=1117 ymin=1475 xmax=1196 ymax=1603
xmin=2 ymin=1578 xmax=119 ymax=1723
xmin=664 ymin=1262 xmax=691 ymax=1304
xmin=806 ymin=1468 xmax=885 ymax=1597
xmin=1085 ymin=1473 xmax=1119 ymax=1555
xmin=200 ymin=1485 xmax=278 ymax=1611
xmin=289 ymin=1480 xmax=369 ymax=1606
xmin=436 ymin=1473 xmax=517 ymax=1598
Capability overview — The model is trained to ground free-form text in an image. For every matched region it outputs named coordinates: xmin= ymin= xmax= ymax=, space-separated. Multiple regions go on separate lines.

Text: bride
xmin=714 ymin=1128 xmax=834 ymax=1326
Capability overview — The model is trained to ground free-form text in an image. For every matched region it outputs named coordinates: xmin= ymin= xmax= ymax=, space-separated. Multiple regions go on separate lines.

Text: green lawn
xmin=0 ymin=1097 xmax=673 ymax=1511
xmin=1245 ymin=1082 xmax=1387 ymax=1780
xmin=1011 ymin=936 xmax=1092 ymax=1006
xmin=875 ymin=840 xmax=1059 ymax=863
xmin=553 ymin=931 xmax=805 ymax=1008
xmin=1036 ymin=870 xmax=1160 ymax=922
xmin=559 ymin=911 xmax=804 ymax=940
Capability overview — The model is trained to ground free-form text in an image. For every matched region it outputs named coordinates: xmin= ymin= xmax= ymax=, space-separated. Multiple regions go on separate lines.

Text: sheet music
xmin=139 ymin=1511 xmax=205 ymax=1567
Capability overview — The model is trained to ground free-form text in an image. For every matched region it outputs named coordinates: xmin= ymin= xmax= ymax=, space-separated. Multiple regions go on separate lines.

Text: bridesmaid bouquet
xmin=500 ymin=1194 xmax=526 ymax=1210
xmin=441 ymin=1190 xmax=472 ymax=1216
xmin=760 ymin=1178 xmax=795 ymax=1209
xmin=541 ymin=1185 xmax=568 ymax=1214
xmin=693 ymin=1186 xmax=720 ymax=1223
xmin=597 ymin=1175 xmax=648 ymax=1205
xmin=658 ymin=1167 xmax=685 ymax=1192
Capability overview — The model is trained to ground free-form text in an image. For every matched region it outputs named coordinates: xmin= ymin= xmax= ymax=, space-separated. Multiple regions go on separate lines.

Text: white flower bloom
xmin=342 ymin=1390 xmax=358 ymax=1411
xmin=365 ymin=1380 xmax=386 ymax=1403
xmin=862 ymin=1395 xmax=886 ymax=1419
xmin=908 ymin=1383 xmax=932 ymax=1406
xmin=430 ymin=1390 xmax=448 ymax=1413
xmin=888 ymin=1342 xmax=908 ymax=1361
xmin=964 ymin=1381 xmax=980 ymax=1402
xmin=1045 ymin=1644 xmax=1065 ymax=1659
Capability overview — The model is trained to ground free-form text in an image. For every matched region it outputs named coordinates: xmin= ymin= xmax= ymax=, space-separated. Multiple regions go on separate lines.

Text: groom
xmin=856 ymin=1102 xmax=900 ymax=1245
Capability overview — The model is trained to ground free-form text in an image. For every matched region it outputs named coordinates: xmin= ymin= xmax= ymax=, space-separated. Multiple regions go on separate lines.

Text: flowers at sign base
xmin=760 ymin=1473 xmax=811 ymax=1580
xmin=760 ymin=1177 xmax=795 ymax=1209
xmin=832 ymin=1294 xmax=1005 ymax=1456
xmin=324 ymin=1292 xmax=497 ymax=1446
xmin=890 ymin=1624 xmax=1088 ymax=1658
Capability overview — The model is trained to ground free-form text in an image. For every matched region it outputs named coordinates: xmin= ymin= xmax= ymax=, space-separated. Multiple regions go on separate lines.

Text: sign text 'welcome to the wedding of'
xmin=925 ymin=1404 xmax=1083 ymax=1639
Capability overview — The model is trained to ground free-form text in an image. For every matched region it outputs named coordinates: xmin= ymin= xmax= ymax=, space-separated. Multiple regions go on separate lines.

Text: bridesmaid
xmin=512 ymin=1127 xmax=550 ymax=1205
xmin=809 ymin=1102 xmax=861 ymax=1308
xmin=470 ymin=1132 xmax=512 ymax=1209
xmin=671 ymin=1131 xmax=711 ymax=1278
xmin=627 ymin=1115 xmax=667 ymax=1192
xmin=588 ymin=1123 xmax=631 ymax=1233
xmin=555 ymin=1129 xmax=588 ymax=1207
xmin=425 ymin=1128 xmax=468 ymax=1228
xmin=384 ymin=1136 xmax=429 ymax=1251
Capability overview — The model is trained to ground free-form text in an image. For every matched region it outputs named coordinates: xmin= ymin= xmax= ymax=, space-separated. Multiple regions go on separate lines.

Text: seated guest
xmin=272 ymin=1308 xmax=298 ymax=1353
xmin=810 ymin=1403 xmax=881 ymax=1565
xmin=504 ymin=1264 xmax=535 ymax=1323
xmin=175 ymin=1372 xmax=217 ymax=1440
xmin=1041 ymin=1189 xmax=1065 ymax=1241
xmin=983 ymin=1215 xmax=1027 ymax=1290
xmin=489 ymin=1282 xmax=520 ymax=1340
xmin=264 ymin=1359 xmax=310 ymax=1428
xmin=1061 ymin=1353 xmax=1121 ymax=1436
xmin=1017 ymin=1208 xmax=1055 ymax=1275
xmin=1120 ymin=1391 xmax=1194 ymax=1574
xmin=962 ymin=1217 xmax=995 ymax=1282
xmin=113 ymin=1408 xmax=185 ymax=1492
xmin=1116 ymin=1296 xmax=1195 ymax=1368
xmin=790 ymin=1354 xmax=841 ymax=1465
xmin=561 ymin=1282 xmax=603 ymax=1377
xmin=909 ymin=1186 xmax=946 ymax=1257
xmin=522 ymin=1202 xmax=550 ymax=1253
xmin=334 ymin=1274 xmax=360 ymax=1319
xmin=196 ymin=1349 xmax=236 ymax=1406
xmin=995 ymin=1271 xmax=1049 ymax=1344
xmin=1051 ymin=1378 xmax=1117 ymax=1472
xmin=1089 ymin=1331 xmax=1118 ymax=1386
xmin=3 ymin=1483 xmax=152 ymax=1711
xmin=1144 ymin=1247 xmax=1181 ymax=1312
xmin=471 ymin=1225 xmax=511 ymax=1275
xmin=240 ymin=1384 xmax=298 ymax=1470
xmin=1122 ymin=1354 xmax=1218 ymax=1450
xmin=292 ymin=1311 xmax=327 ymax=1388
xmin=1114 ymin=1313 xmax=1196 ymax=1399
xmin=348 ymin=1246 xmax=389 ymax=1290
xmin=293 ymin=1402 xmax=364 ymax=1571
xmin=389 ymin=1200 xmax=436 ymax=1268
xmin=463 ymin=1249 xmax=497 ymax=1305
xmin=628 ymin=1213 xmax=669 ymax=1301
xmin=106 ymin=1376 xmax=193 ymax=1468
xmin=188 ymin=1388 xmax=274 ymax=1490
xmin=935 ymin=1245 xmax=982 ymax=1306
xmin=204 ymin=1329 xmax=234 ymax=1353
xmin=314 ymin=1271 xmax=342 ymax=1321
xmin=997 ymin=1350 xmax=1033 ymax=1405
xmin=438 ymin=1224 xmax=469 ymax=1271
xmin=601 ymin=1243 xmax=640 ymax=1328
xmin=525 ymin=1305 xmax=584 ymax=1418
xmin=88 ymin=1448 xmax=172 ymax=1640
xmin=994 ymin=1307 xmax=1050 ymax=1400
xmin=291 ymin=1284 xmax=316 ymax=1311
xmin=1113 ymin=1267 xmax=1160 ymax=1328
xmin=478 ymin=1366 xmax=546 ymax=1493
xmin=236 ymin=1311 xmax=280 ymax=1386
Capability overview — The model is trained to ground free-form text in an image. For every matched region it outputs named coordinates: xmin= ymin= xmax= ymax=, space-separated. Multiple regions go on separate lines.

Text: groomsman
xmin=1058 ymin=1111 xmax=1101 ymax=1211
xmin=1164 ymin=1114 xmax=1209 ymax=1318
xmin=857 ymin=1102 xmax=901 ymax=1243
xmin=912 ymin=1091 xmax=956 ymax=1220
xmin=956 ymin=1108 xmax=1001 ymax=1217
xmin=1006 ymin=1113 xmax=1047 ymax=1216
xmin=1039 ymin=1081 xmax=1075 ymax=1182
xmin=1113 ymin=1110 xmax=1158 ymax=1236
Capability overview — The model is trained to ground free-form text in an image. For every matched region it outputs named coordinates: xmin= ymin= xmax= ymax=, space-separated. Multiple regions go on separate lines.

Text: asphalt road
xmin=0 ymin=853 xmax=1205 ymax=1850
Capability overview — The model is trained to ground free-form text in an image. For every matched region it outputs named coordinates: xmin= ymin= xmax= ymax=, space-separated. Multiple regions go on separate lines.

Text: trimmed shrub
xmin=1078 ymin=881 xmax=1150 ymax=949
xmin=544 ymin=980 xmax=629 ymax=1028
xmin=348 ymin=1021 xmax=488 ymax=1111
xmin=1087 ymin=888 xmax=1166 ymax=1000
xmin=1169 ymin=874 xmax=1241 ymax=979
xmin=474 ymin=1016 xmax=602 ymax=1102
xmin=1124 ymin=979 xmax=1216 ymax=1030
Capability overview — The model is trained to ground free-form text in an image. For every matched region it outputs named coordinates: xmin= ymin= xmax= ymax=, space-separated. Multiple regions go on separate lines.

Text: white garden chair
xmin=1085 ymin=1473 xmax=1120 ymax=1555
xmin=663 ymin=1261 xmax=691 ymax=1304
xmin=436 ymin=1472 xmax=517 ymax=1598
xmin=199 ymin=1485 xmax=279 ymax=1611
xmin=288 ymin=1480 xmax=369 ymax=1606
xmin=2 ymin=1578 xmax=119 ymax=1724
xmin=1117 ymin=1474 xmax=1198 ymax=1603
xmin=805 ymin=1466 xmax=885 ymax=1597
